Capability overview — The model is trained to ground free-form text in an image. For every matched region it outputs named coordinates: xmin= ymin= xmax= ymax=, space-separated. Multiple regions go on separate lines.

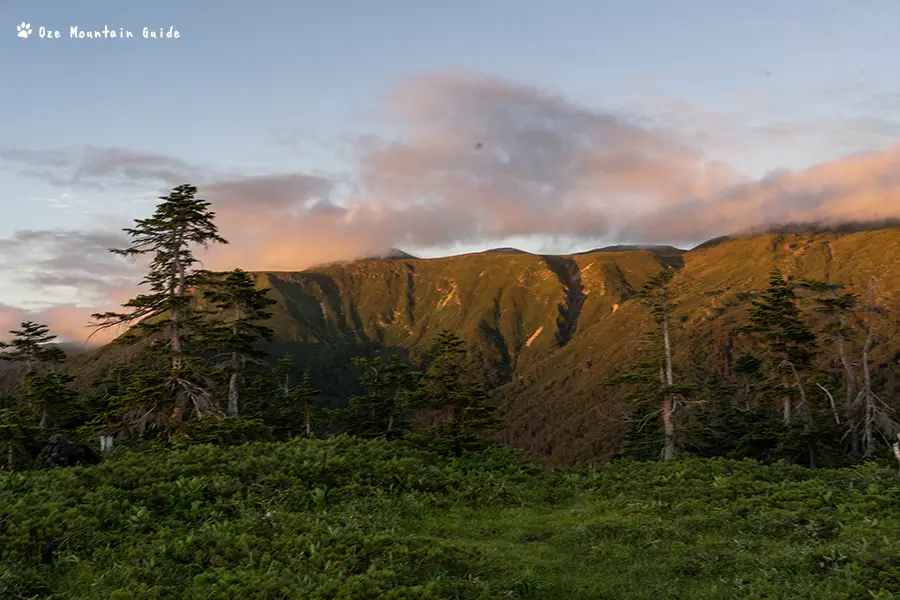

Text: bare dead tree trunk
xmin=860 ymin=296 xmax=875 ymax=457
xmin=662 ymin=298 xmax=674 ymax=388
xmin=782 ymin=376 xmax=792 ymax=426
xmin=743 ymin=377 xmax=752 ymax=411
xmin=893 ymin=434 xmax=900 ymax=474
xmin=304 ymin=401 xmax=312 ymax=437
xmin=816 ymin=382 xmax=841 ymax=425
xmin=785 ymin=360 xmax=808 ymax=423
xmin=836 ymin=317 xmax=855 ymax=412
xmin=661 ymin=290 xmax=675 ymax=461
xmin=21 ymin=358 xmax=35 ymax=387
xmin=836 ymin=316 xmax=859 ymax=454
xmin=227 ymin=307 xmax=243 ymax=418
xmin=227 ymin=370 xmax=241 ymax=417
xmin=783 ymin=360 xmax=815 ymax=467
xmin=388 ymin=388 xmax=401 ymax=433
xmin=281 ymin=371 xmax=293 ymax=438
xmin=661 ymin=395 xmax=675 ymax=461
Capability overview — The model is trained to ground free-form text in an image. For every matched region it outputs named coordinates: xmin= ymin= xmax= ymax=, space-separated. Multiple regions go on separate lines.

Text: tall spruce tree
xmin=91 ymin=184 xmax=228 ymax=428
xmin=406 ymin=330 xmax=502 ymax=457
xmin=202 ymin=269 xmax=277 ymax=417
xmin=739 ymin=268 xmax=818 ymax=426
xmin=736 ymin=268 xmax=825 ymax=466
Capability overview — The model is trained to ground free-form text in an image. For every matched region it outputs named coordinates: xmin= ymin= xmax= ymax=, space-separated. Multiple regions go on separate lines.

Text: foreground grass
xmin=1 ymin=437 xmax=899 ymax=599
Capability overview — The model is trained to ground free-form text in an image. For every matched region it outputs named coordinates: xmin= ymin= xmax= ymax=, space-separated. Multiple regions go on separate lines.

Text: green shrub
xmin=1 ymin=438 xmax=899 ymax=599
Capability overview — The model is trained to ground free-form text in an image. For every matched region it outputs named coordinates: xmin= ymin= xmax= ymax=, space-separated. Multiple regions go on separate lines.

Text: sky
xmin=1 ymin=0 xmax=900 ymax=343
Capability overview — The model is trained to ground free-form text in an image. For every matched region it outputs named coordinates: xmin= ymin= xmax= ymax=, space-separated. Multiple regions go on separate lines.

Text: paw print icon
xmin=17 ymin=22 xmax=32 ymax=38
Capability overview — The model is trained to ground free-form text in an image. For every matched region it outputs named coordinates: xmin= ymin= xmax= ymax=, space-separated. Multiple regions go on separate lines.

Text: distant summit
xmin=575 ymin=244 xmax=685 ymax=255
xmin=479 ymin=245 xmax=686 ymax=256
xmin=361 ymin=248 xmax=418 ymax=260
xmin=481 ymin=247 xmax=532 ymax=255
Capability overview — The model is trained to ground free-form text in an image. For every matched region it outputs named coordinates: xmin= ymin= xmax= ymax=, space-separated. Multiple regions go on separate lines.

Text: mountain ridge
xmin=17 ymin=226 xmax=900 ymax=466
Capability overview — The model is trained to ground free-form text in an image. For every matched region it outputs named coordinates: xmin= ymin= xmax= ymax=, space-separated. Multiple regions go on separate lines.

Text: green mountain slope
xmin=500 ymin=228 xmax=900 ymax=464
xmin=62 ymin=227 xmax=900 ymax=465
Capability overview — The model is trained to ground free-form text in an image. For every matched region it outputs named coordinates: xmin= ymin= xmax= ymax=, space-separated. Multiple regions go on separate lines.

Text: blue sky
xmin=1 ymin=0 xmax=899 ymax=330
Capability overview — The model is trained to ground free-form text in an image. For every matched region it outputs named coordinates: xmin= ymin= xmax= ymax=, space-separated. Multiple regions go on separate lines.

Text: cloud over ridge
xmin=1 ymin=70 xmax=899 ymax=342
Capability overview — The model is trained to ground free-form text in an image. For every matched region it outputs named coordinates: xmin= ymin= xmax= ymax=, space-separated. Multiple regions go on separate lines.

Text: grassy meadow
xmin=2 ymin=437 xmax=899 ymax=599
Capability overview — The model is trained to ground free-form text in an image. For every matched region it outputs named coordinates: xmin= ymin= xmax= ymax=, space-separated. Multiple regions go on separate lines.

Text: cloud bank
xmin=1 ymin=70 xmax=899 ymax=343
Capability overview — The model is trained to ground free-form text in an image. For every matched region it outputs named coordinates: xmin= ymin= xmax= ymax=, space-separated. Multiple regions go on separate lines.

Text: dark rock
xmin=39 ymin=434 xmax=97 ymax=468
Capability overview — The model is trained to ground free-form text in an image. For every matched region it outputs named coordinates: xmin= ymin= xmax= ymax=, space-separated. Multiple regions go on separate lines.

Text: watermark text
xmin=18 ymin=23 xmax=181 ymax=40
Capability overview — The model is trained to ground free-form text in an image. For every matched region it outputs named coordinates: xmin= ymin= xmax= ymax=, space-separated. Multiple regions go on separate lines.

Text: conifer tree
xmin=22 ymin=370 xmax=79 ymax=430
xmin=732 ymin=351 xmax=764 ymax=410
xmin=634 ymin=270 xmax=681 ymax=460
xmin=735 ymin=268 xmax=826 ymax=466
xmin=739 ymin=268 xmax=818 ymax=426
xmin=797 ymin=277 xmax=900 ymax=458
xmin=202 ymin=269 xmax=277 ymax=417
xmin=290 ymin=373 xmax=319 ymax=438
xmin=339 ymin=355 xmax=418 ymax=439
xmin=275 ymin=354 xmax=293 ymax=401
xmin=78 ymin=364 xmax=141 ymax=445
xmin=100 ymin=368 xmax=174 ymax=440
xmin=848 ymin=278 xmax=899 ymax=457
xmin=604 ymin=351 xmax=693 ymax=461
xmin=614 ymin=398 xmax=665 ymax=461
xmin=91 ymin=184 xmax=228 ymax=427
xmin=799 ymin=280 xmax=859 ymax=416
xmin=0 ymin=403 xmax=30 ymax=470
xmin=0 ymin=322 xmax=72 ymax=429
xmin=406 ymin=330 xmax=502 ymax=456
xmin=241 ymin=354 xmax=290 ymax=430
xmin=268 ymin=354 xmax=296 ymax=431
xmin=606 ymin=268 xmax=701 ymax=461
xmin=0 ymin=321 xmax=67 ymax=381
xmin=261 ymin=356 xmax=320 ymax=438
xmin=681 ymin=374 xmax=744 ymax=458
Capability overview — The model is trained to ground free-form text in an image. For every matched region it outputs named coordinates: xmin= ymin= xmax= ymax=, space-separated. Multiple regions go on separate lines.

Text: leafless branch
xmin=815 ymin=383 xmax=841 ymax=425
